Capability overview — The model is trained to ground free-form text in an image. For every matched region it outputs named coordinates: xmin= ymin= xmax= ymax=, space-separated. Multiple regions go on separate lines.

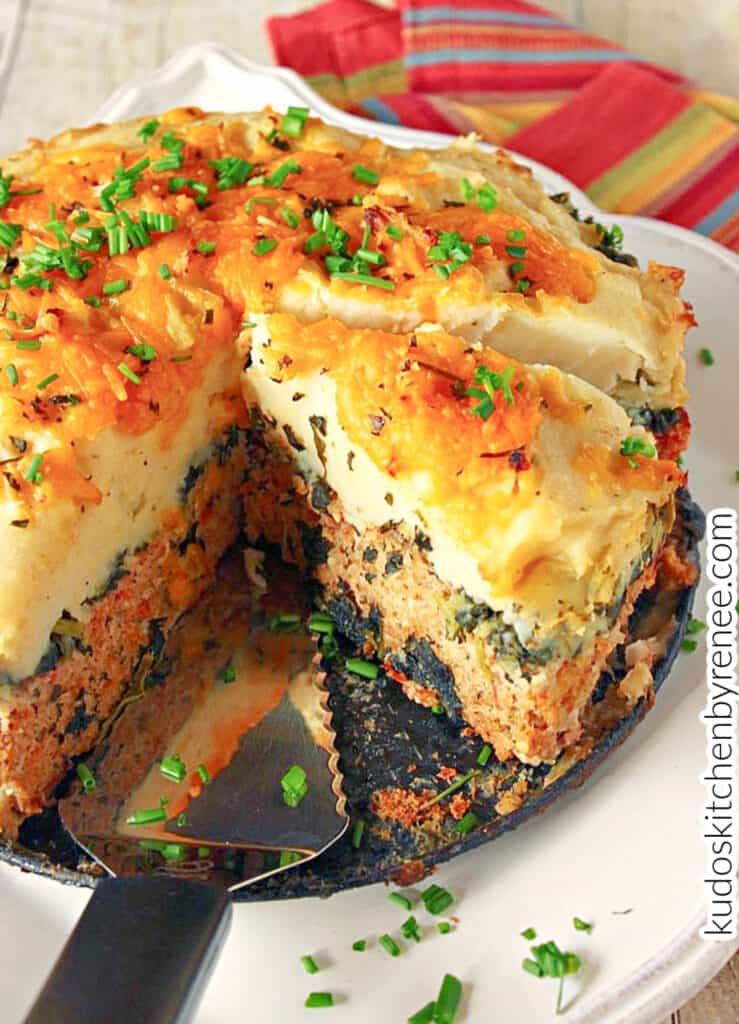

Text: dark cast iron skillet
xmin=0 ymin=490 xmax=704 ymax=901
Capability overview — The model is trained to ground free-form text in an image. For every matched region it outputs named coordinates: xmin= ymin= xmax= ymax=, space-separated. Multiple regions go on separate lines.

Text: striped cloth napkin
xmin=267 ymin=0 xmax=739 ymax=250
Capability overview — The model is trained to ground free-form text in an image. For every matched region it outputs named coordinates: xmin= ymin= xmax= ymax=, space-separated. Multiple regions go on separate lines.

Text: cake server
xmin=24 ymin=610 xmax=348 ymax=1024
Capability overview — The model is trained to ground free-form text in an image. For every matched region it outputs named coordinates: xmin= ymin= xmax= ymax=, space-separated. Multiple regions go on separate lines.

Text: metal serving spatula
xmin=24 ymin=582 xmax=348 ymax=1024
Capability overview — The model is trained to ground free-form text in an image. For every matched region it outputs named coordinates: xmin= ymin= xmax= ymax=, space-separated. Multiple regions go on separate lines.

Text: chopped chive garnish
xmin=401 ymin=916 xmax=421 ymax=943
xmin=686 ymin=617 xmax=706 ymax=635
xmin=281 ymin=207 xmax=299 ymax=228
xmin=6 ymin=364 xmax=18 ymax=386
xmin=477 ymin=744 xmax=492 ymax=766
xmin=475 ymin=234 xmax=490 ymax=245
xmin=103 ymin=278 xmax=128 ymax=296
xmin=352 ymin=939 xmax=367 ymax=952
xmin=161 ymin=843 xmax=187 ymax=862
xmin=159 ymin=263 xmax=171 ymax=280
xmin=76 ymin=763 xmax=96 ymax=793
xmin=245 ymin=196 xmax=277 ymax=214
xmin=152 ymin=154 xmax=183 ymax=173
xmin=454 ymin=811 xmax=479 ymax=836
xmin=460 ymin=178 xmax=475 ymax=201
xmin=507 ymin=228 xmax=526 ymax=242
xmin=268 ymin=610 xmax=301 ymax=632
xmin=303 ymin=230 xmax=326 ymax=254
xmin=477 ymin=182 xmax=497 ymax=212
xmin=351 ymin=194 xmax=364 ymax=205
xmin=242 ymin=320 xmax=257 ymax=328
xmin=170 ymin=354 xmax=192 ymax=363
xmin=345 ymin=657 xmax=379 ymax=679
xmin=197 ymin=763 xmax=211 ymax=785
xmin=176 ymin=813 xmax=187 ymax=827
xmin=222 ymin=663 xmax=236 ymax=683
xmin=573 ymin=917 xmax=592 ymax=933
xmin=421 ymin=883 xmax=454 ymax=915
xmin=521 ymin=927 xmax=537 ymax=940
xmin=198 ymin=847 xmax=211 ymax=859
xmin=253 ymin=238 xmax=277 ymax=256
xmin=209 ymin=156 xmax=253 ymax=190
xmin=37 ymin=372 xmax=58 ymax=391
xmin=407 ymin=1001 xmax=435 ymax=1024
xmin=389 ymin=892 xmax=413 ymax=911
xmin=126 ymin=343 xmax=157 ymax=362
xmin=431 ymin=705 xmax=445 ymax=715
xmin=386 ymin=225 xmax=403 ymax=241
xmin=700 ymin=348 xmax=715 ymax=366
xmin=308 ymin=612 xmax=334 ymax=634
xmin=139 ymin=211 xmax=175 ymax=233
xmin=506 ymin=245 xmax=526 ymax=259
xmin=137 ymin=118 xmax=159 ymax=141
xmin=196 ymin=240 xmax=216 ymax=254
xmin=16 ymin=339 xmax=41 ymax=350
xmin=352 ymin=163 xmax=380 ymax=186
xmin=73 ymin=226 xmax=106 ymax=252
xmin=437 ymin=921 xmax=453 ymax=934
xmin=279 ymin=106 xmax=310 ymax=138
xmin=466 ymin=363 xmax=516 ymax=419
xmin=279 ymin=850 xmax=302 ymax=867
xmin=281 ymin=763 xmax=307 ymax=807
xmin=117 ymin=362 xmax=142 ymax=386
xmin=425 ymin=769 xmax=479 ymax=809
xmin=126 ymin=806 xmax=167 ymax=825
xmin=379 ymin=934 xmax=401 ymax=957
xmin=351 ymin=819 xmax=365 ymax=848
xmin=354 ymin=246 xmax=385 ymax=266
xmin=620 ymin=435 xmax=656 ymax=467
xmin=509 ymin=260 xmax=524 ymax=275
xmin=681 ymin=638 xmax=698 ymax=653
xmin=280 ymin=113 xmax=306 ymax=138
xmin=301 ymin=955 xmax=320 ymax=975
xmin=267 ymin=157 xmax=302 ymax=189
xmin=25 ymin=454 xmax=43 ymax=483
xmin=434 ymin=973 xmax=463 ymax=1024
xmin=160 ymin=755 xmax=186 ymax=783
xmin=523 ymin=939 xmax=583 ymax=1014
xmin=304 ymin=993 xmax=333 ymax=1009
xmin=0 ymin=222 xmax=22 ymax=247
xmin=12 ymin=272 xmax=52 ymax=291
xmin=515 ymin=278 xmax=531 ymax=294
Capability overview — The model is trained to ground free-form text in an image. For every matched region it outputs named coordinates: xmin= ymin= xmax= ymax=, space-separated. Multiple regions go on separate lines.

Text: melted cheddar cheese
xmin=0 ymin=106 xmax=690 ymax=523
xmin=245 ymin=313 xmax=681 ymax=640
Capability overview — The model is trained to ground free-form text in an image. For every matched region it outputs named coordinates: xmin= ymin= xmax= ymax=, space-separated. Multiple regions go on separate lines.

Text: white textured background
xmin=0 ymin=1 xmax=736 ymax=1020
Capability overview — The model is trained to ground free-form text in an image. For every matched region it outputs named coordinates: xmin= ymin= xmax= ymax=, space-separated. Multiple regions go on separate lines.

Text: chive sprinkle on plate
xmin=301 ymin=955 xmax=319 ymax=975
xmin=407 ymin=1001 xmax=435 ymax=1024
xmin=281 ymin=764 xmax=308 ymax=807
xmin=304 ymin=992 xmax=333 ymax=1009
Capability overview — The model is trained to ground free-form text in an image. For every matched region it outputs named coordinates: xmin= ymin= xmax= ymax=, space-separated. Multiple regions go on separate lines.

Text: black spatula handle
xmin=24 ymin=876 xmax=232 ymax=1024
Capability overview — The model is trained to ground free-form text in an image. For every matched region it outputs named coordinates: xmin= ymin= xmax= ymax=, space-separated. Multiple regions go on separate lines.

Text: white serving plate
xmin=2 ymin=42 xmax=737 ymax=1024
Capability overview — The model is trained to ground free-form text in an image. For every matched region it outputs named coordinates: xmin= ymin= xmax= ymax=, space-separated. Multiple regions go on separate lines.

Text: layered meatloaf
xmin=0 ymin=104 xmax=694 ymax=833
xmin=241 ymin=314 xmax=683 ymax=764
